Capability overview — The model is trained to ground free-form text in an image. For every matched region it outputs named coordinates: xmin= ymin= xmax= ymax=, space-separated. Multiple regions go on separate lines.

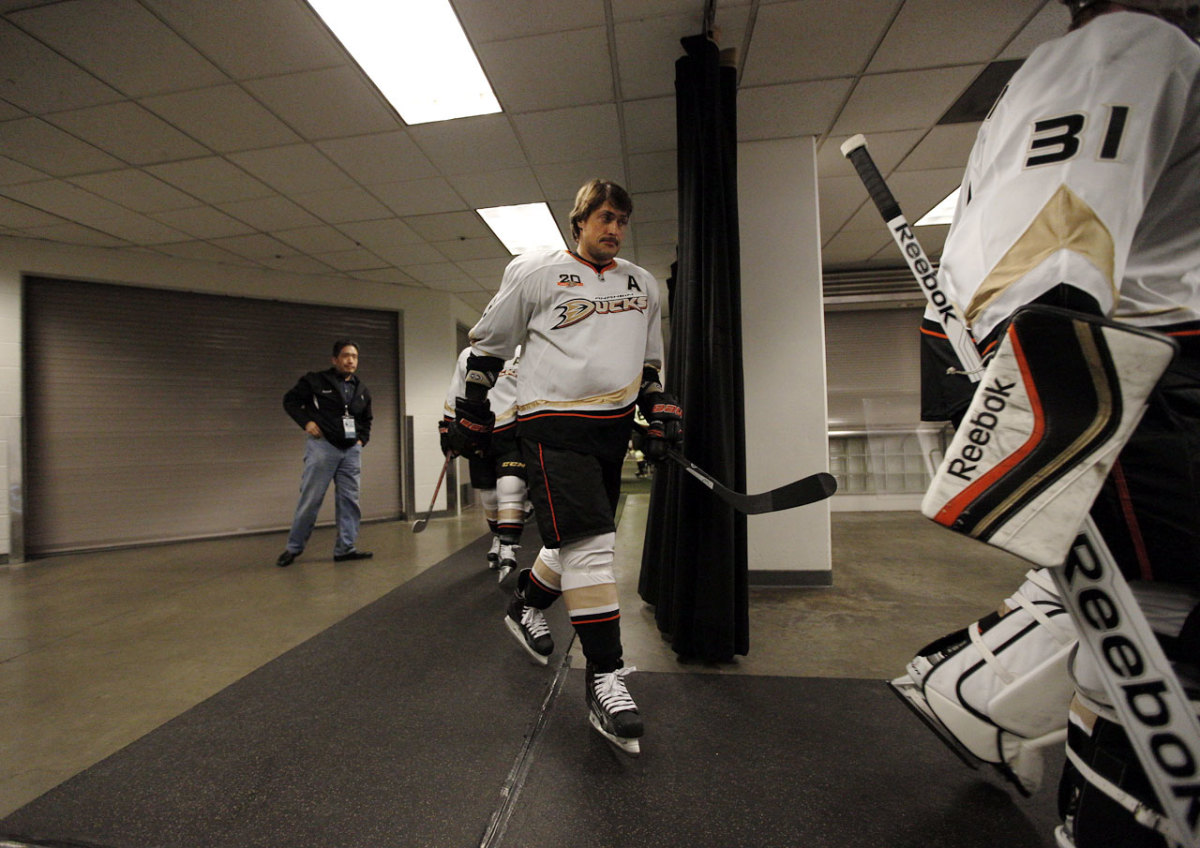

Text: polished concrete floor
xmin=0 ymin=469 xmax=1033 ymax=820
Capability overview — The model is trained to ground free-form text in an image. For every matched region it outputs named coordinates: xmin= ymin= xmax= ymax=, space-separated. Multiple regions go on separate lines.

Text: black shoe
xmin=334 ymin=550 xmax=373 ymax=562
xmin=276 ymin=550 xmax=297 ymax=568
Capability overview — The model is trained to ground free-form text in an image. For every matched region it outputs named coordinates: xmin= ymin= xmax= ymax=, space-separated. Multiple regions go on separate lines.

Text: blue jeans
xmin=286 ymin=437 xmax=362 ymax=556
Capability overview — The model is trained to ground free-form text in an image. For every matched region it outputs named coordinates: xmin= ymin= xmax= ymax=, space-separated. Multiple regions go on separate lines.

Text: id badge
xmin=342 ymin=415 xmax=357 ymax=440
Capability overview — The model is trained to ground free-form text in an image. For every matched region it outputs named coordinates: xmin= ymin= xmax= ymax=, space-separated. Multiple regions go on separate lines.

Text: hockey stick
xmin=411 ymin=453 xmax=451 ymax=533
xmin=840 ymin=134 xmax=983 ymax=382
xmin=1050 ymin=520 xmax=1200 ymax=848
xmin=663 ymin=446 xmax=836 ymax=515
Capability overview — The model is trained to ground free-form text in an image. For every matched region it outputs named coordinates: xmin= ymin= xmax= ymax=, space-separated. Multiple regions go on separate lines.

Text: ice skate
xmin=587 ymin=665 xmax=643 ymax=756
xmin=486 ymin=535 xmax=501 ymax=570
xmin=504 ymin=592 xmax=552 ymax=665
xmin=496 ymin=541 xmax=519 ymax=588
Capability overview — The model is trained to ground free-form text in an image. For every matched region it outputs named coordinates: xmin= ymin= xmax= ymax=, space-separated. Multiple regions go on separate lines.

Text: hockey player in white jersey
xmin=441 ymin=347 xmax=526 ymax=587
xmin=446 ymin=179 xmax=682 ymax=756
xmin=889 ymin=3 xmax=1200 ymax=846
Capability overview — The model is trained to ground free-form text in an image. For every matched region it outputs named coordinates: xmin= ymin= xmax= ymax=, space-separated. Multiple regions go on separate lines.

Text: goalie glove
xmin=447 ymin=396 xmax=493 ymax=459
xmin=638 ymin=367 xmax=683 ymax=462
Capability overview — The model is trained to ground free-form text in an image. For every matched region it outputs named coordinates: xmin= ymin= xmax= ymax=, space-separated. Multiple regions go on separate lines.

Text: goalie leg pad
xmin=896 ymin=569 xmax=1077 ymax=794
xmin=922 ymin=306 xmax=1177 ymax=567
xmin=1056 ymin=696 xmax=1185 ymax=848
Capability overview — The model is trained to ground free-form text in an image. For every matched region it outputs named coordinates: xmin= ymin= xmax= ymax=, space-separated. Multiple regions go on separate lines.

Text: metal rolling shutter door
xmin=24 ymin=277 xmax=401 ymax=555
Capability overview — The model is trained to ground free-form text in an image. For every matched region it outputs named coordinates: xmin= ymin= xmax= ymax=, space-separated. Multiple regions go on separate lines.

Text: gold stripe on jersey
xmin=516 ymin=374 xmax=641 ymax=417
xmin=966 ymin=184 xmax=1118 ymax=326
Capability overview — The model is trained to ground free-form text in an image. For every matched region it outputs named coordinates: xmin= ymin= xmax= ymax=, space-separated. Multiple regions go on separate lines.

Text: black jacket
xmin=283 ymin=368 xmax=373 ymax=449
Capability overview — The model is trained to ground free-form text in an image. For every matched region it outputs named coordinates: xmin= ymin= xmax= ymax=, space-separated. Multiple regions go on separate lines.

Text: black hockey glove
xmin=438 ymin=418 xmax=452 ymax=455
xmin=639 ymin=392 xmax=683 ymax=463
xmin=447 ymin=396 xmax=494 ymax=458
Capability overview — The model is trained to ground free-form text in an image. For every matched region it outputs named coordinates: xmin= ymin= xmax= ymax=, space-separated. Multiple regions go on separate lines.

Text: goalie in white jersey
xmin=446 ymin=179 xmax=682 ymax=756
xmin=891 ymin=3 xmax=1200 ymax=847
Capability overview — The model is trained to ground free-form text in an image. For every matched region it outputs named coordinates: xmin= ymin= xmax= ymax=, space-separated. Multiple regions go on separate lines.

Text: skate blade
xmin=502 ymin=616 xmax=550 ymax=666
xmin=497 ymin=565 xmax=518 ymax=591
xmin=589 ymin=712 xmax=641 ymax=757
xmin=886 ymin=678 xmax=979 ymax=771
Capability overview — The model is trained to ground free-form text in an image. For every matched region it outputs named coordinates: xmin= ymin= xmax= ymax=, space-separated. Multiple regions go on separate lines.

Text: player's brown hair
xmin=569 ymin=179 xmax=633 ymax=241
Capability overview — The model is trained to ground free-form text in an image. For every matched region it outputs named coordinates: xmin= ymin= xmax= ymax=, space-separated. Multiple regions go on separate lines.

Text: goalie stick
xmin=840 ymin=134 xmax=983 ymax=382
xmin=411 ymin=452 xmax=451 ymax=533
xmin=844 ymin=126 xmax=1200 ymax=844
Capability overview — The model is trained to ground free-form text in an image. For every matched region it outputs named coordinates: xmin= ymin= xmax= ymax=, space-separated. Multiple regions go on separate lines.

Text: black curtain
xmin=638 ymin=34 xmax=747 ymax=662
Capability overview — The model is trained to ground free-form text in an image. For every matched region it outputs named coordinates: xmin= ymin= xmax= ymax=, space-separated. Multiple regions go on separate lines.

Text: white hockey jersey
xmin=469 ymin=248 xmax=664 ymax=458
xmin=443 ymin=346 xmax=519 ymax=434
xmin=932 ymin=12 xmax=1200 ymax=341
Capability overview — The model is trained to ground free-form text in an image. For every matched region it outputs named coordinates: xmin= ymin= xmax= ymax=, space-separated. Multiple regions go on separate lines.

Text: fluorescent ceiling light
xmin=478 ymin=203 xmax=568 ymax=255
xmin=915 ymin=187 xmax=960 ymax=227
xmin=307 ymin=0 xmax=500 ymax=125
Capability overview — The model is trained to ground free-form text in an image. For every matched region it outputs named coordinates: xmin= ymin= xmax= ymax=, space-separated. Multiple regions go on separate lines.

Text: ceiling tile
xmin=144 ymin=157 xmax=274 ymax=204
xmin=257 ymin=254 xmax=338 ymax=275
xmin=151 ymin=240 xmax=249 ymax=264
xmin=631 ymin=190 xmax=676 ymax=222
xmin=271 ymin=225 xmax=358 ymax=254
xmin=476 ymin=28 xmax=612 ymax=114
xmin=141 ymin=85 xmax=301 ymax=152
xmin=0 ymin=193 xmax=65 ymax=227
xmin=1 ymin=178 xmax=131 ymax=224
xmin=317 ymin=132 xmax=438 ymax=185
xmin=402 ymin=211 xmax=491 ymax=242
xmin=738 ymin=79 xmax=854 ymax=142
xmin=352 ymin=267 xmax=419 ymax=286
xmin=740 ymin=0 xmax=899 ymax=86
xmin=869 ymin=0 xmax=1045 ymax=73
xmin=409 ymin=116 xmax=527 ymax=175
xmin=45 ymin=102 xmax=210 ymax=165
xmin=369 ymin=178 xmax=468 ymax=217
xmin=10 ymin=0 xmax=227 ymax=97
xmin=433 ymin=236 xmax=507 ymax=263
xmin=217 ymin=195 xmax=324 ymax=231
xmin=1000 ymin=3 xmax=1070 ymax=60
xmin=511 ymin=105 xmax=621 ymax=165
xmin=227 ymin=144 xmax=354 ymax=194
xmin=338 ymin=218 xmax=423 ymax=252
xmin=18 ymin=221 xmax=126 ymax=246
xmin=534 ymin=159 xmax=626 ymax=204
xmin=626 ymin=151 xmax=676 ymax=193
xmin=0 ymin=19 xmax=123 ymax=113
xmin=68 ymin=168 xmax=199 ymax=213
xmin=371 ymin=242 xmax=449 ymax=267
xmin=445 ymin=168 xmax=542 ymax=209
xmin=456 ymin=0 xmax=605 ymax=43
xmin=244 ymin=67 xmax=401 ymax=140
xmin=148 ymin=206 xmax=256 ymax=239
xmin=0 ymin=117 xmax=124 ymax=176
xmin=895 ymin=123 xmax=980 ymax=172
xmin=207 ymin=231 xmax=297 ymax=259
xmin=87 ymin=210 xmax=189 ymax=244
xmin=140 ymin=0 xmax=347 ymax=79
xmin=456 ymin=256 xmax=513 ymax=285
xmin=291 ymin=186 xmax=392 ymax=224
xmin=309 ymin=248 xmax=386 ymax=272
xmin=830 ymin=66 xmax=984 ymax=136
xmin=622 ymin=97 xmax=674 ymax=154
xmin=0 ymin=155 xmax=49 ymax=185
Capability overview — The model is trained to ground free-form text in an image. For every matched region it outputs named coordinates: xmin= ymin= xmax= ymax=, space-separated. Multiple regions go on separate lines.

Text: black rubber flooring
xmin=1 ymin=533 xmax=1062 ymax=848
